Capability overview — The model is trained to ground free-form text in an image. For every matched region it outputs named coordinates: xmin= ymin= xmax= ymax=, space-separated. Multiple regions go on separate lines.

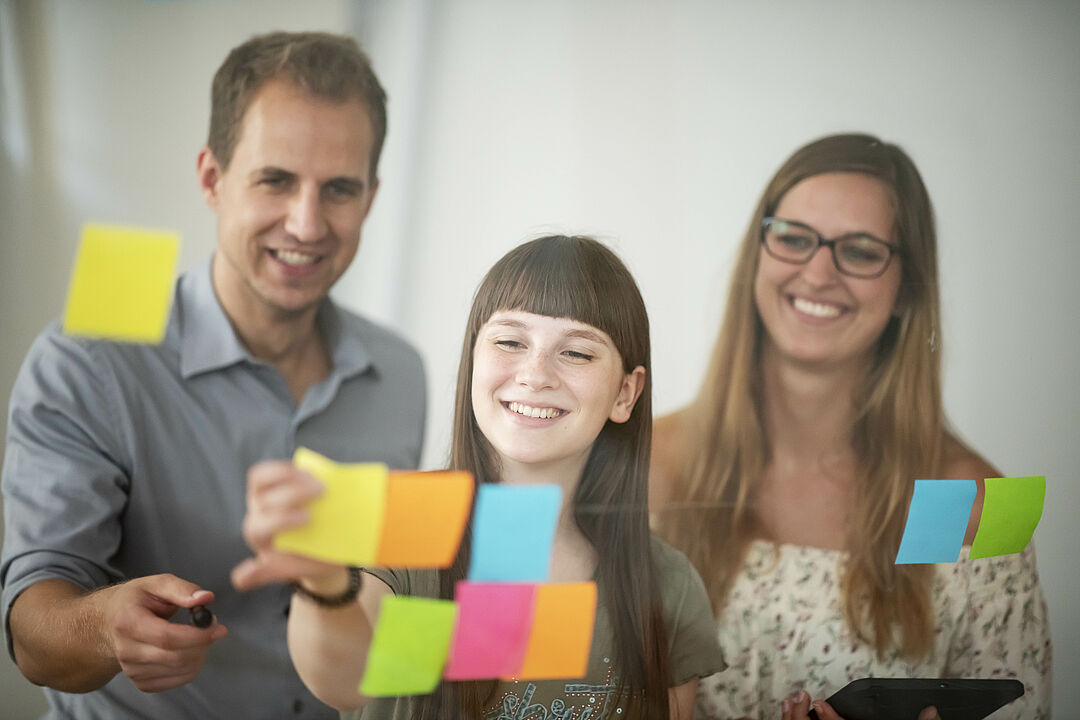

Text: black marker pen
xmin=189 ymin=605 xmax=213 ymax=628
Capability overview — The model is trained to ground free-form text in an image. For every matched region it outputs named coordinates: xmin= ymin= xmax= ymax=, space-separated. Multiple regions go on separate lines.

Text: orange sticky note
xmin=274 ymin=448 xmax=388 ymax=566
xmin=512 ymin=582 xmax=597 ymax=680
xmin=376 ymin=471 xmax=474 ymax=567
xmin=63 ymin=222 xmax=179 ymax=343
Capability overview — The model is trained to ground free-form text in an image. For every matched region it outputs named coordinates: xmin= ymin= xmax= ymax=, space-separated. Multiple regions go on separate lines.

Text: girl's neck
xmin=761 ymin=343 xmax=867 ymax=462
xmin=498 ymin=452 xmax=594 ymax=574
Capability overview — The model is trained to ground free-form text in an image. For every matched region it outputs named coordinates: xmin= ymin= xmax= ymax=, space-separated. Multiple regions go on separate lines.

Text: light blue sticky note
xmin=895 ymin=479 xmax=977 ymax=564
xmin=468 ymin=484 xmax=561 ymax=582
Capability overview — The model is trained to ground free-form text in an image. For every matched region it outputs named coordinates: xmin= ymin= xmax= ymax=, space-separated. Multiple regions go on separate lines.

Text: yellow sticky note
xmin=376 ymin=471 xmax=474 ymax=568
xmin=512 ymin=582 xmax=597 ymax=680
xmin=274 ymin=448 xmax=388 ymax=566
xmin=62 ymin=223 xmax=179 ymax=343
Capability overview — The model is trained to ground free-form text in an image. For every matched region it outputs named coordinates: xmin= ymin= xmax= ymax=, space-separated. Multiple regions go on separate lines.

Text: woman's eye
xmin=840 ymin=242 xmax=887 ymax=264
xmin=777 ymin=233 xmax=813 ymax=250
xmin=563 ymin=350 xmax=593 ymax=361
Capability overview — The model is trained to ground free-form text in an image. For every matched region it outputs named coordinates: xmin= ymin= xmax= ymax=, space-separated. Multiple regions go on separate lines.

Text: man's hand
xmin=100 ymin=574 xmax=227 ymax=692
xmin=10 ymin=574 xmax=226 ymax=693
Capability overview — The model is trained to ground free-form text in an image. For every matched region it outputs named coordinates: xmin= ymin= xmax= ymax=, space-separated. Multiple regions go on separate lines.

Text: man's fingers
xmin=124 ymin=614 xmax=222 ymax=651
xmin=137 ymin=573 xmax=214 ymax=611
xmin=917 ymin=706 xmax=940 ymax=720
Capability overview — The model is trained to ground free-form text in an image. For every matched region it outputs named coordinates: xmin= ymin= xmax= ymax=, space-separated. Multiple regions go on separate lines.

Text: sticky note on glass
xmin=444 ymin=582 xmax=536 ymax=680
xmin=895 ymin=479 xmax=977 ymax=564
xmin=512 ymin=582 xmax=597 ymax=680
xmin=273 ymin=448 xmax=388 ymax=566
xmin=360 ymin=595 xmax=457 ymax=697
xmin=468 ymin=484 xmax=560 ymax=582
xmin=62 ymin=223 xmax=179 ymax=343
xmin=376 ymin=471 xmax=473 ymax=567
xmin=970 ymin=476 xmax=1046 ymax=559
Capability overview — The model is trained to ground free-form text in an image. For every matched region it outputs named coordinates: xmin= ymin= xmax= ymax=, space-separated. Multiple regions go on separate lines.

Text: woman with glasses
xmin=650 ymin=134 xmax=1051 ymax=720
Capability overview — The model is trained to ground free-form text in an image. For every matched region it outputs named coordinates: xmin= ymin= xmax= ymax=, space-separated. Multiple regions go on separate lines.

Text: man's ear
xmin=196 ymin=147 xmax=223 ymax=208
xmin=609 ymin=365 xmax=646 ymax=424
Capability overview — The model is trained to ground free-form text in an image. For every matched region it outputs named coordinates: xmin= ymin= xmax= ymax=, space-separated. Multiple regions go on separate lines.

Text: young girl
xmin=232 ymin=235 xmax=724 ymax=719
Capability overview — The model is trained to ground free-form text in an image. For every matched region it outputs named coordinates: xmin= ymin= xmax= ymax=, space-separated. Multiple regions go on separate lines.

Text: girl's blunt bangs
xmin=469 ymin=236 xmax=641 ymax=371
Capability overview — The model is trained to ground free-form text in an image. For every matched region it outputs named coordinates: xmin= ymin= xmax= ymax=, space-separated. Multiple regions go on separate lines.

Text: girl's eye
xmin=563 ymin=350 xmax=593 ymax=361
xmin=495 ymin=339 xmax=523 ymax=350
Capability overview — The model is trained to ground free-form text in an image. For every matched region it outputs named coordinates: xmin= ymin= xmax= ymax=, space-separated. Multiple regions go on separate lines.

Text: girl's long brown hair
xmin=658 ymin=133 xmax=946 ymax=659
xmin=417 ymin=236 xmax=671 ymax=719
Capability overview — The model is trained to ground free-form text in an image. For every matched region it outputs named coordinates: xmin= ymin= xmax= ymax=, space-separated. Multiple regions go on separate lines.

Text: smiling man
xmin=1 ymin=32 xmax=425 ymax=719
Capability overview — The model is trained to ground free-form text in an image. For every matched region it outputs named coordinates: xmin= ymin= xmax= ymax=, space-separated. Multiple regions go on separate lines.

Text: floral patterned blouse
xmin=697 ymin=541 xmax=1052 ymax=720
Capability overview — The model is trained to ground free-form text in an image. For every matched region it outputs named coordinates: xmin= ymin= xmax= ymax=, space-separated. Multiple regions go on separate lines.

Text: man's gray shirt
xmin=1 ymin=258 xmax=426 ymax=719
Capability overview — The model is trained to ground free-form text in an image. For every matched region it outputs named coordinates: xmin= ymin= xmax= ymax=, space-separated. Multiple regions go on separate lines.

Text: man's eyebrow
xmin=248 ymin=166 xmax=293 ymax=180
xmin=326 ymin=176 xmax=367 ymax=191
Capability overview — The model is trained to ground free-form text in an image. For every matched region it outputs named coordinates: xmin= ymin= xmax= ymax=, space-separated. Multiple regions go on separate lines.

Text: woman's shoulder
xmin=650 ymin=406 xmax=695 ymax=508
xmin=942 ymin=433 xmax=1000 ymax=480
xmin=941 ymin=433 xmax=1001 ymax=544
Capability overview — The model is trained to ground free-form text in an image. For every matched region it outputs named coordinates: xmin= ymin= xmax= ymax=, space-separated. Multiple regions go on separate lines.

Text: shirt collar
xmin=178 ymin=256 xmax=374 ymax=381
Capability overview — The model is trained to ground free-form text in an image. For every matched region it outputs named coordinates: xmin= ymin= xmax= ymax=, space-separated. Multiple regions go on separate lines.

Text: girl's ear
xmin=609 ymin=366 xmax=646 ymax=424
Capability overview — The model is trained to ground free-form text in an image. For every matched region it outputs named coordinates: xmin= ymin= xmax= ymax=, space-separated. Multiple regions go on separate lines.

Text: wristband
xmin=290 ymin=567 xmax=363 ymax=607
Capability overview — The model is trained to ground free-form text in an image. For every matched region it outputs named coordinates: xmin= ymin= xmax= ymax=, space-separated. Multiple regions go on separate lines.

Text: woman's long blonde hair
xmin=659 ymin=133 xmax=946 ymax=659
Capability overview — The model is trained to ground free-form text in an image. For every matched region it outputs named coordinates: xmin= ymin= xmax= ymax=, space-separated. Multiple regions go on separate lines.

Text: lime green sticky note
xmin=360 ymin=596 xmax=456 ymax=697
xmin=62 ymin=223 xmax=179 ymax=343
xmin=969 ymin=476 xmax=1046 ymax=559
xmin=273 ymin=448 xmax=388 ymax=566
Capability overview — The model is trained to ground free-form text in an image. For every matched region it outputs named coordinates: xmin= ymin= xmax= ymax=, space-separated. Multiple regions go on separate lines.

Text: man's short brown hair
xmin=208 ymin=31 xmax=387 ymax=179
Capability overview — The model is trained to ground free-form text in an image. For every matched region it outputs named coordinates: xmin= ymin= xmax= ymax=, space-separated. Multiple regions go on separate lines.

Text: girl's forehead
xmin=484 ymin=310 xmax=612 ymax=344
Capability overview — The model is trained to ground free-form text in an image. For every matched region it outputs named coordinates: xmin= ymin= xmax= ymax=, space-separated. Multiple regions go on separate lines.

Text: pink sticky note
xmin=444 ymin=582 xmax=537 ymax=680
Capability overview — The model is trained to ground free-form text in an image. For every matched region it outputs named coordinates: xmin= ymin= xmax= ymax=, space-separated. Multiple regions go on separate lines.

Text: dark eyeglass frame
xmin=760 ymin=216 xmax=900 ymax=279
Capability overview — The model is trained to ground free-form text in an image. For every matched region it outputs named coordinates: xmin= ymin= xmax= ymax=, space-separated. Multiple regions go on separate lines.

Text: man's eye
xmin=260 ymin=176 xmax=289 ymax=189
xmin=325 ymin=182 xmax=360 ymax=200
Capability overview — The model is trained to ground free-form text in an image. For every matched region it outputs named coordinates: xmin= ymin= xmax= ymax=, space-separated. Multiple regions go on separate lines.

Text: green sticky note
xmin=273 ymin=448 xmax=387 ymax=566
xmin=969 ymin=476 xmax=1046 ymax=559
xmin=63 ymin=223 xmax=179 ymax=343
xmin=360 ymin=596 xmax=457 ymax=697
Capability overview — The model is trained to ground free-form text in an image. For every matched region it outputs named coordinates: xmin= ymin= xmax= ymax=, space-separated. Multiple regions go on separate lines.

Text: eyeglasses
xmin=760 ymin=217 xmax=899 ymax=279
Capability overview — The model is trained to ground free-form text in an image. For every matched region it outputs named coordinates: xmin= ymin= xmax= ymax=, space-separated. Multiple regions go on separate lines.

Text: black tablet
xmin=806 ymin=678 xmax=1024 ymax=720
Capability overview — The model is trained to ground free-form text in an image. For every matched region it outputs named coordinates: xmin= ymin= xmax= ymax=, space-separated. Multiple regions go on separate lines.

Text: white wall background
xmin=1 ymin=1 xmax=1077 ymax=717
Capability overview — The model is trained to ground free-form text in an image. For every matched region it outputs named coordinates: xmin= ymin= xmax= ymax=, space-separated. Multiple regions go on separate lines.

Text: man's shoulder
xmin=20 ymin=320 xmax=177 ymax=383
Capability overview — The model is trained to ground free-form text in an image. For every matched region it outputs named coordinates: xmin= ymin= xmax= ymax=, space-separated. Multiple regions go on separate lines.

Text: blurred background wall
xmin=2 ymin=1 xmax=1077 ymax=717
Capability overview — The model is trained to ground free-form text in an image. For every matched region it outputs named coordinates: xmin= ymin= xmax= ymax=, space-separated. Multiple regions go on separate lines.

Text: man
xmin=1 ymin=31 xmax=425 ymax=718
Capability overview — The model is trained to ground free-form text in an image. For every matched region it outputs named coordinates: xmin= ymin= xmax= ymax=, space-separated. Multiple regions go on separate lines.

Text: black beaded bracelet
xmin=290 ymin=567 xmax=363 ymax=607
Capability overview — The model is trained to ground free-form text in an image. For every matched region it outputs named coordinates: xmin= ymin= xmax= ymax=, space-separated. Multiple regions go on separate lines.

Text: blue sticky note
xmin=895 ymin=479 xmax=977 ymax=564
xmin=468 ymin=484 xmax=561 ymax=582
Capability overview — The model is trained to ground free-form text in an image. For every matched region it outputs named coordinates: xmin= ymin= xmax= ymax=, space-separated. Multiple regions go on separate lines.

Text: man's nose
xmin=284 ymin=186 xmax=327 ymax=243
